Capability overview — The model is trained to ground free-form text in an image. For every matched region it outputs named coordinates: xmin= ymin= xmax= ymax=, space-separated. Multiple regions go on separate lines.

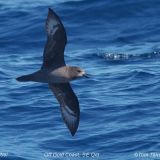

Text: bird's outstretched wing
xmin=41 ymin=8 xmax=67 ymax=69
xmin=49 ymin=83 xmax=80 ymax=136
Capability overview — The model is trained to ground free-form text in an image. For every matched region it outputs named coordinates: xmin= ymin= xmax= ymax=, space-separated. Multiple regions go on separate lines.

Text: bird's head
xmin=70 ymin=66 xmax=89 ymax=80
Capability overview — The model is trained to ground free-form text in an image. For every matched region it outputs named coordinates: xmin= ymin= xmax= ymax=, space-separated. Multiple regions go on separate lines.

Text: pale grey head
xmin=68 ymin=66 xmax=89 ymax=80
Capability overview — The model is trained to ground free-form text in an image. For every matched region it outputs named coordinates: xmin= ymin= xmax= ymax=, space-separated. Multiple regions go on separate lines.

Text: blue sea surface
xmin=1 ymin=0 xmax=160 ymax=159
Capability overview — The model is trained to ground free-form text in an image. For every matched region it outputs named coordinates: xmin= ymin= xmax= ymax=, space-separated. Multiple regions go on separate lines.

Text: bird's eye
xmin=77 ymin=70 xmax=81 ymax=73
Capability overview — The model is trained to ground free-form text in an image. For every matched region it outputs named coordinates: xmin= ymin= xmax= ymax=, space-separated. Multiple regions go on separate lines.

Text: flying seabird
xmin=16 ymin=8 xmax=88 ymax=136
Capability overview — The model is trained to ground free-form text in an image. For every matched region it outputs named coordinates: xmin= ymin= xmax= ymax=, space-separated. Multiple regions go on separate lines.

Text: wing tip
xmin=46 ymin=7 xmax=58 ymax=36
xmin=71 ymin=132 xmax=76 ymax=136
xmin=65 ymin=114 xmax=79 ymax=136
xmin=70 ymin=126 xmax=78 ymax=136
xmin=47 ymin=8 xmax=55 ymax=20
xmin=45 ymin=7 xmax=67 ymax=42
xmin=62 ymin=111 xmax=79 ymax=136
xmin=48 ymin=7 xmax=53 ymax=15
xmin=48 ymin=7 xmax=52 ymax=11
xmin=47 ymin=7 xmax=58 ymax=19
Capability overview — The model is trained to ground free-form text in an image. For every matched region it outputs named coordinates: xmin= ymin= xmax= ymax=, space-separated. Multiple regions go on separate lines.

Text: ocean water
xmin=1 ymin=0 xmax=160 ymax=159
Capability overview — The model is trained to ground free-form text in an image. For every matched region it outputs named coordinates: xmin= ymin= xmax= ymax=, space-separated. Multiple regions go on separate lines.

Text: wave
xmin=96 ymin=50 xmax=160 ymax=61
xmin=130 ymin=70 xmax=155 ymax=79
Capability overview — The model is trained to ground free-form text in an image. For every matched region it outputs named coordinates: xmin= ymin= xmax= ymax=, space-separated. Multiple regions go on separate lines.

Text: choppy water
xmin=1 ymin=0 xmax=160 ymax=160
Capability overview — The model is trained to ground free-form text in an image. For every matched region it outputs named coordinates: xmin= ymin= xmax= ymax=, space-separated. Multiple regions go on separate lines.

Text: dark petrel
xmin=16 ymin=8 xmax=88 ymax=136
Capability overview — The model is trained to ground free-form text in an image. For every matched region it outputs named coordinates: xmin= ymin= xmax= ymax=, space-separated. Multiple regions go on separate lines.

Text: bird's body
xmin=16 ymin=8 xmax=87 ymax=136
xmin=17 ymin=66 xmax=86 ymax=83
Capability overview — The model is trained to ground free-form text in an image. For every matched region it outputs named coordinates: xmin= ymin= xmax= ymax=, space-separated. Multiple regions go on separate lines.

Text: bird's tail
xmin=16 ymin=74 xmax=34 ymax=82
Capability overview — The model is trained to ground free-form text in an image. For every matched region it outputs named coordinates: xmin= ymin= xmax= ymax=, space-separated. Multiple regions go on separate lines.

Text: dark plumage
xmin=16 ymin=8 xmax=88 ymax=136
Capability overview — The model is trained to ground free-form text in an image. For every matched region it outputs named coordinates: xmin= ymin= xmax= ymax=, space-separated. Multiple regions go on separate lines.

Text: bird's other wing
xmin=41 ymin=8 xmax=67 ymax=69
xmin=49 ymin=83 xmax=80 ymax=136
